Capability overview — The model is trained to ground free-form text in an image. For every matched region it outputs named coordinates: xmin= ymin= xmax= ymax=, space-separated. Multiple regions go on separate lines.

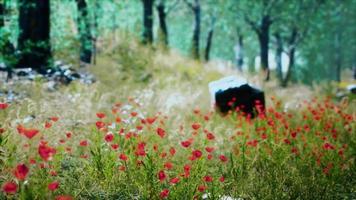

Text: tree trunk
xmin=76 ymin=0 xmax=92 ymax=64
xmin=191 ymin=0 xmax=200 ymax=59
xmin=156 ymin=1 xmax=168 ymax=46
xmin=0 ymin=2 xmax=4 ymax=27
xmin=17 ymin=0 xmax=51 ymax=72
xmin=142 ymin=0 xmax=154 ymax=44
xmin=257 ymin=15 xmax=271 ymax=81
xmin=234 ymin=34 xmax=244 ymax=72
xmin=274 ymin=33 xmax=283 ymax=84
xmin=282 ymin=47 xmax=295 ymax=87
xmin=92 ymin=0 xmax=100 ymax=65
xmin=204 ymin=27 xmax=213 ymax=61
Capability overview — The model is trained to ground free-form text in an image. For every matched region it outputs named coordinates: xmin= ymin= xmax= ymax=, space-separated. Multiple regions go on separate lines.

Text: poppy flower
xmin=146 ymin=117 xmax=156 ymax=125
xmin=158 ymin=170 xmax=166 ymax=182
xmin=2 ymin=181 xmax=17 ymax=194
xmin=246 ymin=139 xmax=258 ymax=147
xmin=13 ymin=163 xmax=29 ymax=181
xmin=45 ymin=121 xmax=52 ymax=129
xmin=55 ymin=195 xmax=73 ymax=200
xmin=111 ymin=144 xmax=119 ymax=150
xmin=164 ymin=162 xmax=173 ymax=170
xmin=79 ymin=140 xmax=88 ymax=147
xmin=119 ymin=153 xmax=128 ymax=161
xmin=96 ymin=112 xmax=106 ymax=119
xmin=219 ymin=176 xmax=225 ymax=182
xmin=198 ymin=185 xmax=207 ymax=192
xmin=50 ymin=117 xmax=59 ymax=122
xmin=38 ymin=142 xmax=56 ymax=161
xmin=48 ymin=181 xmax=59 ymax=191
xmin=170 ymin=177 xmax=180 ymax=184
xmin=169 ymin=147 xmax=176 ymax=156
xmin=192 ymin=149 xmax=202 ymax=158
xmin=156 ymin=127 xmax=166 ymax=138
xmin=0 ymin=103 xmax=9 ymax=110
xmin=181 ymin=140 xmax=192 ymax=148
xmin=206 ymin=133 xmax=215 ymax=140
xmin=205 ymin=147 xmax=214 ymax=153
xmin=192 ymin=123 xmax=201 ymax=130
xmin=131 ymin=112 xmax=138 ymax=117
xmin=95 ymin=121 xmax=105 ymax=129
xmin=160 ymin=189 xmax=170 ymax=199
xmin=219 ymin=155 xmax=228 ymax=163
xmin=203 ymin=175 xmax=213 ymax=182
xmin=105 ymin=133 xmax=114 ymax=142
xmin=135 ymin=142 xmax=146 ymax=157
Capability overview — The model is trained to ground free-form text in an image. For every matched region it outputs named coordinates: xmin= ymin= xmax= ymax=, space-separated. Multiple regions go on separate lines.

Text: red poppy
xmin=45 ymin=121 xmax=52 ymax=129
xmin=105 ymin=133 xmax=114 ymax=142
xmin=131 ymin=112 xmax=138 ymax=117
xmin=2 ymin=181 xmax=17 ymax=194
xmin=164 ymin=162 xmax=173 ymax=170
xmin=170 ymin=177 xmax=180 ymax=184
xmin=135 ymin=142 xmax=146 ymax=157
xmin=146 ymin=117 xmax=156 ymax=125
xmin=96 ymin=112 xmax=106 ymax=119
xmin=55 ymin=195 xmax=73 ymax=200
xmin=158 ymin=170 xmax=166 ymax=182
xmin=181 ymin=140 xmax=192 ymax=148
xmin=323 ymin=142 xmax=335 ymax=150
xmin=0 ymin=102 xmax=9 ymax=110
xmin=203 ymin=175 xmax=213 ymax=182
xmin=206 ymin=133 xmax=215 ymax=140
xmin=169 ymin=147 xmax=176 ymax=156
xmin=205 ymin=147 xmax=214 ymax=153
xmin=198 ymin=185 xmax=207 ymax=192
xmin=38 ymin=142 xmax=56 ymax=161
xmin=95 ymin=121 xmax=105 ymax=129
xmin=48 ymin=181 xmax=59 ymax=191
xmin=119 ymin=153 xmax=128 ymax=161
xmin=50 ymin=117 xmax=59 ymax=122
xmin=156 ymin=127 xmax=166 ymax=138
xmin=219 ymin=176 xmax=225 ymax=182
xmin=13 ymin=163 xmax=29 ymax=181
xmin=79 ymin=140 xmax=88 ymax=147
xmin=111 ymin=144 xmax=119 ymax=150
xmin=192 ymin=149 xmax=203 ymax=158
xmin=192 ymin=123 xmax=201 ymax=130
xmin=219 ymin=155 xmax=228 ymax=163
xmin=246 ymin=139 xmax=258 ymax=147
xmin=160 ymin=189 xmax=170 ymax=199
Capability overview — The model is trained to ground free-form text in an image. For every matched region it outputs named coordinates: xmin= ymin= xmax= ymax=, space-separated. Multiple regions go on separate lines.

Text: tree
xmin=142 ymin=0 xmax=154 ymax=44
xmin=17 ymin=0 xmax=51 ymax=71
xmin=76 ymin=0 xmax=92 ymax=64
xmin=155 ymin=0 xmax=179 ymax=47
xmin=204 ymin=15 xmax=215 ymax=61
xmin=183 ymin=0 xmax=200 ymax=59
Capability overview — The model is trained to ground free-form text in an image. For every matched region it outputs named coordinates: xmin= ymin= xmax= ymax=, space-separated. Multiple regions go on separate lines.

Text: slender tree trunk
xmin=204 ymin=17 xmax=215 ymax=62
xmin=282 ymin=47 xmax=295 ymax=87
xmin=156 ymin=1 xmax=168 ymax=46
xmin=191 ymin=0 xmax=200 ymax=59
xmin=92 ymin=0 xmax=99 ymax=65
xmin=17 ymin=0 xmax=51 ymax=72
xmin=76 ymin=0 xmax=92 ymax=64
xmin=235 ymin=34 xmax=244 ymax=72
xmin=142 ymin=0 xmax=154 ymax=44
xmin=274 ymin=33 xmax=283 ymax=84
xmin=0 ymin=2 xmax=4 ymax=27
xmin=257 ymin=15 xmax=271 ymax=81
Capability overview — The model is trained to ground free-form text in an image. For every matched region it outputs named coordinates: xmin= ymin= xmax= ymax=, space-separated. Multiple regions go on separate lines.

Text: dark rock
xmin=209 ymin=76 xmax=265 ymax=117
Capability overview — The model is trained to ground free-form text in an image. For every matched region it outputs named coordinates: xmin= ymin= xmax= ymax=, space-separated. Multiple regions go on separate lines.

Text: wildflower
xmin=66 ymin=132 xmax=72 ymax=138
xmin=105 ymin=133 xmax=114 ymax=142
xmin=261 ymin=133 xmax=267 ymax=140
xmin=207 ymin=154 xmax=213 ymax=160
xmin=131 ymin=112 xmax=138 ymax=117
xmin=219 ymin=155 xmax=228 ymax=163
xmin=246 ymin=139 xmax=258 ymax=147
xmin=38 ymin=141 xmax=56 ymax=161
xmin=156 ymin=127 xmax=166 ymax=138
xmin=205 ymin=147 xmax=214 ymax=153
xmin=119 ymin=153 xmax=128 ymax=161
xmin=111 ymin=144 xmax=119 ymax=150
xmin=48 ymin=181 xmax=59 ymax=191
xmin=198 ymin=185 xmax=207 ymax=192
xmin=160 ymin=189 xmax=170 ymax=199
xmin=170 ymin=177 xmax=180 ymax=184
xmin=146 ymin=117 xmax=156 ymax=125
xmin=203 ymin=176 xmax=213 ymax=182
xmin=192 ymin=149 xmax=203 ymax=158
xmin=50 ymin=117 xmax=59 ymax=122
xmin=2 ymin=182 xmax=17 ymax=195
xmin=164 ymin=162 xmax=173 ymax=170
xmin=135 ymin=142 xmax=146 ymax=156
xmin=45 ymin=121 xmax=52 ymax=129
xmin=181 ymin=140 xmax=192 ymax=148
xmin=169 ymin=147 xmax=176 ymax=156
xmin=206 ymin=133 xmax=215 ymax=140
xmin=116 ymin=117 xmax=122 ymax=123
xmin=79 ymin=140 xmax=88 ymax=147
xmin=96 ymin=112 xmax=106 ymax=119
xmin=13 ymin=163 xmax=29 ymax=181
xmin=95 ymin=121 xmax=105 ymax=129
xmin=219 ymin=176 xmax=225 ymax=182
xmin=158 ymin=170 xmax=166 ymax=182
xmin=192 ymin=123 xmax=201 ymax=130
xmin=323 ymin=142 xmax=335 ymax=150
xmin=55 ymin=195 xmax=73 ymax=200
xmin=0 ymin=102 xmax=9 ymax=110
